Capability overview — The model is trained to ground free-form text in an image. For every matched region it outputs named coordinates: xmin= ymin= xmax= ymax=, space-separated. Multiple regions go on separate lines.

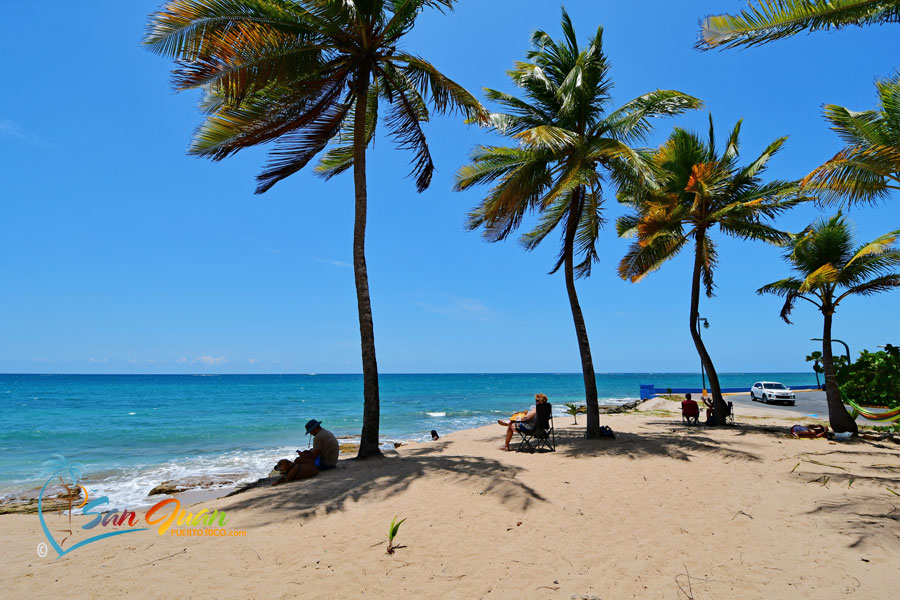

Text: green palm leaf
xmin=802 ymin=72 xmax=900 ymax=205
xmin=697 ymin=0 xmax=900 ymax=50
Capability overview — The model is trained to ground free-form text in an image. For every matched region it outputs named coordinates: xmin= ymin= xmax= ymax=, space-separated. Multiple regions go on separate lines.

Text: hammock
xmin=845 ymin=398 xmax=900 ymax=422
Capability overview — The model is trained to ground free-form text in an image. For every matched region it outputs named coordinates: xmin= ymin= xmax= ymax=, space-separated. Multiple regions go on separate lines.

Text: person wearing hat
xmin=295 ymin=419 xmax=340 ymax=471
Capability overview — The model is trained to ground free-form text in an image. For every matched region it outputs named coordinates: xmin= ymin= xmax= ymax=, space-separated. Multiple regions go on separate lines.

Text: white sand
xmin=2 ymin=402 xmax=898 ymax=599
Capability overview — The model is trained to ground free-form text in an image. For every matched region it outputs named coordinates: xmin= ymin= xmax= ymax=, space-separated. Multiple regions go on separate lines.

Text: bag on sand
xmin=598 ymin=425 xmax=615 ymax=439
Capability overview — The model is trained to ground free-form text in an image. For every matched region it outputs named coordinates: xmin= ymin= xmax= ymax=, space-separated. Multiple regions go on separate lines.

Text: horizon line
xmin=0 ymin=371 xmax=815 ymax=377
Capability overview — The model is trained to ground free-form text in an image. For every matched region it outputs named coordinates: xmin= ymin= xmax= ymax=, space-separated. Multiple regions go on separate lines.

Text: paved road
xmin=728 ymin=390 xmax=829 ymax=419
xmin=727 ymin=390 xmax=881 ymax=426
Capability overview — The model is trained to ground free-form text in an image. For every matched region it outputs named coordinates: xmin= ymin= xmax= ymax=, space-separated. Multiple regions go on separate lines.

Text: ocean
xmin=0 ymin=372 xmax=815 ymax=507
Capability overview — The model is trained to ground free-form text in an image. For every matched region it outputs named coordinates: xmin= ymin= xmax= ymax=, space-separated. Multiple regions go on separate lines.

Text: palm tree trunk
xmin=352 ymin=73 xmax=382 ymax=459
xmin=564 ymin=187 xmax=600 ymax=438
xmin=689 ymin=232 xmax=726 ymax=425
xmin=821 ymin=309 xmax=858 ymax=434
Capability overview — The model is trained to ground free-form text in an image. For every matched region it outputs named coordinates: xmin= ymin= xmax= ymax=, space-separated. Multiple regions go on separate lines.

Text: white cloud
xmin=0 ymin=118 xmax=26 ymax=139
xmin=197 ymin=355 xmax=228 ymax=366
xmin=312 ymin=256 xmax=352 ymax=269
xmin=417 ymin=295 xmax=491 ymax=321
xmin=0 ymin=118 xmax=52 ymax=148
xmin=248 ymin=358 xmax=260 ymax=364
xmin=89 ymin=358 xmax=109 ymax=364
xmin=177 ymin=357 xmax=189 ymax=364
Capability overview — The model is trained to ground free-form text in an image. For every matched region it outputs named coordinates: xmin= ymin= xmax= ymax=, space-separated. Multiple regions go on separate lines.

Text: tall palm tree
xmin=801 ymin=71 xmax=900 ymax=205
xmin=144 ymin=0 xmax=486 ymax=458
xmin=455 ymin=10 xmax=701 ymax=438
xmin=805 ymin=350 xmax=824 ymax=388
xmin=697 ymin=0 xmax=900 ymax=50
xmin=758 ymin=213 xmax=900 ymax=434
xmin=617 ymin=117 xmax=803 ymax=425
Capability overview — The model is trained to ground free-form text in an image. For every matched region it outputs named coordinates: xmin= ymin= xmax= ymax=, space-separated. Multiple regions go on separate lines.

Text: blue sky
xmin=0 ymin=1 xmax=897 ymax=374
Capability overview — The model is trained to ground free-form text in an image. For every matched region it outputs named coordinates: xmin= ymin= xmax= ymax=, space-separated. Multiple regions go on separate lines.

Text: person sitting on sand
xmin=702 ymin=395 xmax=714 ymax=423
xmin=296 ymin=419 xmax=340 ymax=471
xmin=498 ymin=393 xmax=548 ymax=451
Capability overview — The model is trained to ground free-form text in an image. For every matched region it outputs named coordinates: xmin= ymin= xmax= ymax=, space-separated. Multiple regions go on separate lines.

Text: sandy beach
xmin=3 ymin=398 xmax=898 ymax=599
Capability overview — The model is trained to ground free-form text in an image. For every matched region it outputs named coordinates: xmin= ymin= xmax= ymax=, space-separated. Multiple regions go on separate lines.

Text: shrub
xmin=836 ymin=345 xmax=900 ymax=409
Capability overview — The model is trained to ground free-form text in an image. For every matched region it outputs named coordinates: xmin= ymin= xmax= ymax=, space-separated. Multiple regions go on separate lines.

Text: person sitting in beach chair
xmin=703 ymin=397 xmax=735 ymax=425
xmin=516 ymin=398 xmax=555 ymax=452
xmin=498 ymin=393 xmax=549 ymax=451
xmin=681 ymin=393 xmax=700 ymax=425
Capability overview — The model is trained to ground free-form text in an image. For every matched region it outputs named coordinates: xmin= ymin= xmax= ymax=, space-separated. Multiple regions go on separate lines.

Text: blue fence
xmin=640 ymin=384 xmax=749 ymax=400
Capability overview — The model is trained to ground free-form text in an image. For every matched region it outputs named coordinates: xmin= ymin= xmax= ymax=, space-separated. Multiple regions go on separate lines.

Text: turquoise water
xmin=0 ymin=372 xmax=815 ymax=506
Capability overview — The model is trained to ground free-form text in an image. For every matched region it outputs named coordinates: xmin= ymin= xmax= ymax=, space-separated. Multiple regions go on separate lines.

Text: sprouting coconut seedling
xmin=386 ymin=515 xmax=406 ymax=555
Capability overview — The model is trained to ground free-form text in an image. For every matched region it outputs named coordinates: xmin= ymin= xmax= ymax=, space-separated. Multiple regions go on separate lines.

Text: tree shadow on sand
xmin=805 ymin=495 xmax=900 ymax=550
xmin=551 ymin=423 xmax=763 ymax=463
xmin=219 ymin=442 xmax=546 ymax=526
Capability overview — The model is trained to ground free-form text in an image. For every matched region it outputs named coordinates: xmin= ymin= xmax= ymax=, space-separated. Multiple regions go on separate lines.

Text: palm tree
xmin=455 ymin=9 xmax=701 ymax=438
xmin=617 ymin=117 xmax=803 ymax=425
xmin=144 ymin=0 xmax=486 ymax=458
xmin=801 ymin=72 xmax=900 ymax=205
xmin=758 ymin=213 xmax=900 ymax=434
xmin=805 ymin=350 xmax=824 ymax=388
xmin=697 ymin=0 xmax=900 ymax=50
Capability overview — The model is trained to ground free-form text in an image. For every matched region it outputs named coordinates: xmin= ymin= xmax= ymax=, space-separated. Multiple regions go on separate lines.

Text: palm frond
xmin=514 ymin=125 xmax=579 ymax=151
xmin=314 ymin=80 xmax=379 ymax=179
xmin=757 ymin=277 xmax=808 ymax=323
xmin=618 ymin=233 xmax=687 ymax=282
xmin=698 ymin=235 xmax=718 ymax=296
xmin=800 ymin=262 xmax=839 ymax=292
xmin=382 ymin=1 xmax=457 ymax=44
xmin=197 ymin=68 xmax=351 ymax=158
xmin=718 ymin=218 xmax=793 ymax=245
xmin=836 ymin=274 xmax=900 ymax=301
xmin=144 ymin=0 xmax=323 ymax=60
xmin=697 ymin=0 xmax=900 ymax=50
xmin=395 ymin=53 xmax=489 ymax=123
xmin=255 ymin=98 xmax=353 ymax=192
xmin=757 ymin=277 xmax=803 ymax=297
xmin=520 ymin=193 xmax=570 ymax=252
xmin=615 ymin=214 xmax=641 ymax=238
xmin=378 ymin=63 xmax=434 ymax=192
xmin=572 ymin=183 xmax=607 ymax=278
xmin=846 ymin=228 xmax=900 ymax=265
xmin=454 ymin=146 xmax=543 ymax=190
xmin=803 ymin=145 xmax=900 ymax=205
xmin=603 ymin=90 xmax=703 ymax=144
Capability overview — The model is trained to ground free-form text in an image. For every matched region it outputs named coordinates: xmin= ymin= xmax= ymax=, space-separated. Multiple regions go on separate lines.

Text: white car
xmin=750 ymin=382 xmax=796 ymax=405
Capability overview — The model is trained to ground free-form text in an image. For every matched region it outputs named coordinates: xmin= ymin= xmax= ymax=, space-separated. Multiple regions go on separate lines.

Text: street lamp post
xmin=698 ymin=316 xmax=709 ymax=394
xmin=810 ymin=338 xmax=851 ymax=363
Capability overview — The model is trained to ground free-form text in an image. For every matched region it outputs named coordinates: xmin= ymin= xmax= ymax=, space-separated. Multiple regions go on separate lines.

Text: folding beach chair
xmin=516 ymin=402 xmax=556 ymax=452
xmin=725 ymin=401 xmax=735 ymax=425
